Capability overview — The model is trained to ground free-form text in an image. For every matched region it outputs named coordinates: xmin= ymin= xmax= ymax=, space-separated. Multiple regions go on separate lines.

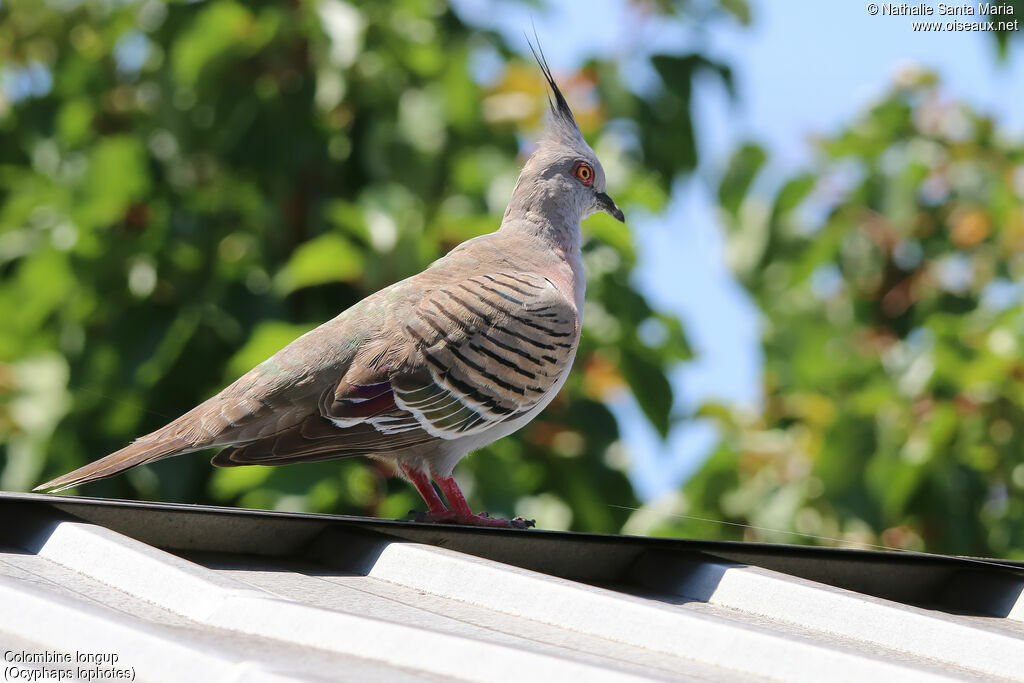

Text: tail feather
xmin=33 ymin=436 xmax=193 ymax=493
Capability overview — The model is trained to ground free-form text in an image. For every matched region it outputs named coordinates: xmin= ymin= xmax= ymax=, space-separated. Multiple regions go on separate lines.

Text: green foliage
xmin=637 ymin=68 xmax=1024 ymax=557
xmin=718 ymin=142 xmax=766 ymax=224
xmin=0 ymin=0 xmax=730 ymax=531
xmin=989 ymin=0 xmax=1024 ymax=58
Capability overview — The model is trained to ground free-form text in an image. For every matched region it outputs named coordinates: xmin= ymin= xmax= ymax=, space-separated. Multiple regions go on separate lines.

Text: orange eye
xmin=572 ymin=161 xmax=594 ymax=186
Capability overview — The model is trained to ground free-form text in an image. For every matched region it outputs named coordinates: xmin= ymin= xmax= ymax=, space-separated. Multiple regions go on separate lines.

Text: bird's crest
xmin=526 ymin=36 xmax=588 ymax=150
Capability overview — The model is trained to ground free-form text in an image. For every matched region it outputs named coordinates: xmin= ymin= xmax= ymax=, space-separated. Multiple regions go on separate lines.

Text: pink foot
xmin=399 ymin=469 xmax=535 ymax=529
xmin=412 ymin=510 xmax=535 ymax=529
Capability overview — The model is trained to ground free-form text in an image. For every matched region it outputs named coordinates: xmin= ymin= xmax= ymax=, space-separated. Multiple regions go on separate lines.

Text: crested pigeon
xmin=35 ymin=44 xmax=625 ymax=529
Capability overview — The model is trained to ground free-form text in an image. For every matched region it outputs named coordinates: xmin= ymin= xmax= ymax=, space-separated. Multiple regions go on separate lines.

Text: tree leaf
xmin=274 ymin=234 xmax=364 ymax=294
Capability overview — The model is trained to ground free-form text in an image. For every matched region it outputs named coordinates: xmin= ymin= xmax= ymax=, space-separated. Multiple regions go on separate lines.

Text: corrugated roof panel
xmin=1 ymin=492 xmax=1022 ymax=682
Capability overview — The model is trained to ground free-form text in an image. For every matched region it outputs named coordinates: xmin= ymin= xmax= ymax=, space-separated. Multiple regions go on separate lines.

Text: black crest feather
xmin=525 ymin=32 xmax=585 ymax=144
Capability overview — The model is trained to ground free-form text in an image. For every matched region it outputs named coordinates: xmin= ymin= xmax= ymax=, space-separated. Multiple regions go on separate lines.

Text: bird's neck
xmin=498 ymin=213 xmax=585 ymax=315
xmin=498 ymin=172 xmax=587 ymax=313
xmin=501 ymin=179 xmax=583 ymax=256
xmin=499 ymin=212 xmax=582 ymax=259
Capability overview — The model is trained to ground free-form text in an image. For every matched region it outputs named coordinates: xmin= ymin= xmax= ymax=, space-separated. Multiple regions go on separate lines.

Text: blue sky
xmin=455 ymin=0 xmax=1024 ymax=500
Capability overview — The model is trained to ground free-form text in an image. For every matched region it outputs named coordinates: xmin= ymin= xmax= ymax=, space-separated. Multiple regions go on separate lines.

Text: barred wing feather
xmin=395 ymin=272 xmax=577 ymax=438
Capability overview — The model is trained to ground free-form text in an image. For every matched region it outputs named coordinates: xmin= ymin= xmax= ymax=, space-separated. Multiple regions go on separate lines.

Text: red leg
xmin=435 ymin=476 xmax=474 ymax=516
xmin=430 ymin=475 xmax=534 ymax=529
xmin=400 ymin=464 xmax=447 ymax=514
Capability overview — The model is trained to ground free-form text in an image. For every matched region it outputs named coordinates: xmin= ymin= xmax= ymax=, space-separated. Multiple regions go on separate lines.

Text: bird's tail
xmin=33 ymin=435 xmax=194 ymax=493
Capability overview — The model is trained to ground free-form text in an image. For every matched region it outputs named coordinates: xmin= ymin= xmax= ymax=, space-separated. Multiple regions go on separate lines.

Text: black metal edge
xmin=5 ymin=491 xmax=1022 ymax=572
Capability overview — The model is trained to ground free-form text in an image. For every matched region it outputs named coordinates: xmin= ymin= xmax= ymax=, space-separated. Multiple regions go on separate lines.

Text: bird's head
xmin=504 ymin=42 xmax=624 ymax=228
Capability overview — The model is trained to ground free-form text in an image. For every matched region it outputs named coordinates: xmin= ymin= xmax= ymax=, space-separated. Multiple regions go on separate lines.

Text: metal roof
xmin=1 ymin=491 xmax=1023 ymax=681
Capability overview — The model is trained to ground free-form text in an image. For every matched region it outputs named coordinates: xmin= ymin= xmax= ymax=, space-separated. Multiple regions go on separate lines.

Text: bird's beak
xmin=596 ymin=192 xmax=625 ymax=223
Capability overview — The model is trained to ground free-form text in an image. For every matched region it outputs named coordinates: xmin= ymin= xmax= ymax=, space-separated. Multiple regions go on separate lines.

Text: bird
xmin=34 ymin=43 xmax=624 ymax=528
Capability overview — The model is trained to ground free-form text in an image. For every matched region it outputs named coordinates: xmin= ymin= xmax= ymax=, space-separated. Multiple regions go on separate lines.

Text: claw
xmin=512 ymin=516 xmax=536 ymax=529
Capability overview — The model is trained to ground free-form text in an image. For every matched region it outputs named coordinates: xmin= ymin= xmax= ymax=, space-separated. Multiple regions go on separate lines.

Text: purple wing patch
xmin=325 ymin=381 xmax=397 ymax=420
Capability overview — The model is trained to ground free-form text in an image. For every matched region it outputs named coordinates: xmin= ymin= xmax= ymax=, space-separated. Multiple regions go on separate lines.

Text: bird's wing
xmin=387 ymin=271 xmax=579 ymax=437
xmin=213 ymin=272 xmax=579 ymax=465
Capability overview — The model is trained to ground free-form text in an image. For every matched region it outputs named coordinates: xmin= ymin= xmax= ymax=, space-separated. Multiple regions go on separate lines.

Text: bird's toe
xmin=510 ymin=516 xmax=536 ymax=529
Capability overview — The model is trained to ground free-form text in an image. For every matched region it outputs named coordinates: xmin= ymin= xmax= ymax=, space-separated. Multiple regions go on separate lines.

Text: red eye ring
xmin=572 ymin=161 xmax=594 ymax=186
